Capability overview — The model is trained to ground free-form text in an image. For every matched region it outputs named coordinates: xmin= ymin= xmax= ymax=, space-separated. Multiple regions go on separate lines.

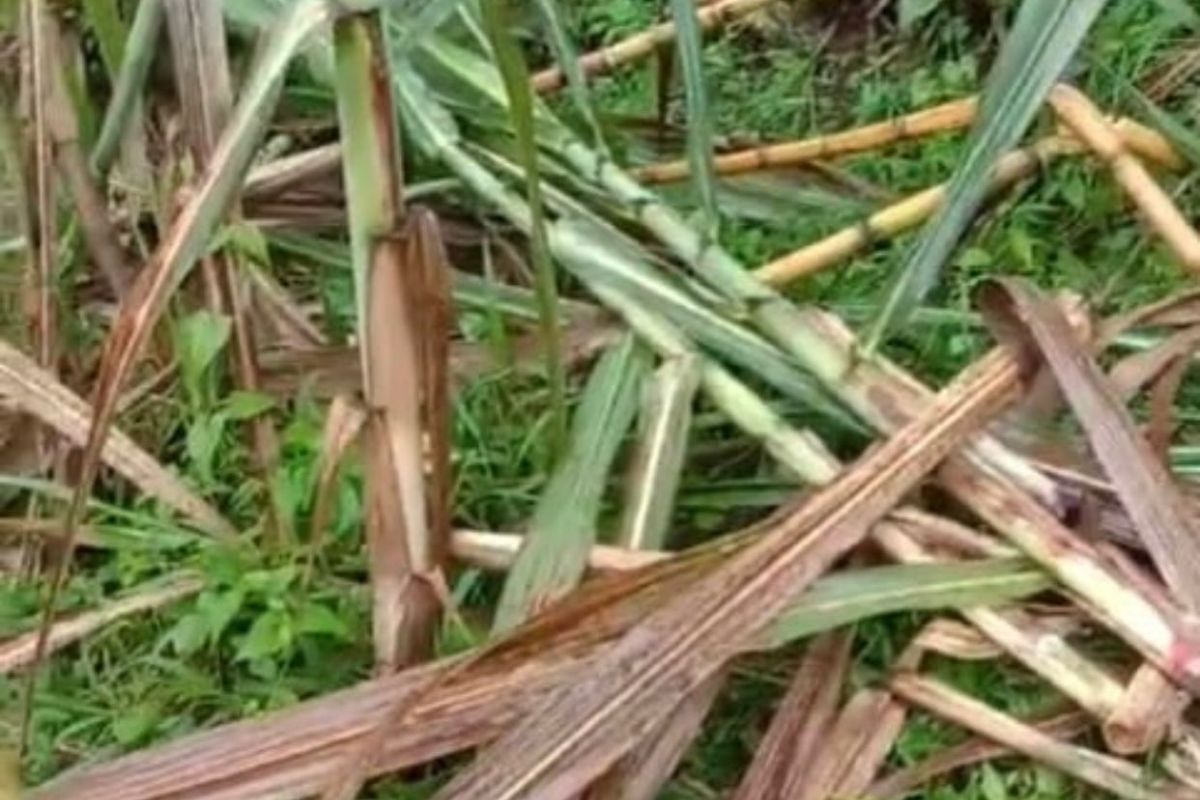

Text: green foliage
xmin=15 ymin=1 xmax=1200 ymax=797
xmin=871 ymin=0 xmax=1109 ymax=346
xmin=481 ymin=0 xmax=570 ymax=455
xmin=669 ymin=0 xmax=719 ymax=236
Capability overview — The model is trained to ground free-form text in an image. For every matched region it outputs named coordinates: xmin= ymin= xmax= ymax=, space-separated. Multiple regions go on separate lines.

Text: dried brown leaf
xmin=584 ymin=674 xmax=724 ymax=800
xmin=979 ymin=277 xmax=1200 ymax=611
xmin=794 ymin=686 xmax=908 ymax=800
xmin=0 ymin=338 xmax=232 ymax=536
xmin=1108 ymin=325 xmax=1200 ymax=401
xmin=1148 ymin=350 xmax=1191 ymax=463
xmin=1 ymin=573 xmax=202 ymax=673
xmin=429 ymin=348 xmax=1022 ymax=800
xmin=731 ymin=631 xmax=853 ymax=800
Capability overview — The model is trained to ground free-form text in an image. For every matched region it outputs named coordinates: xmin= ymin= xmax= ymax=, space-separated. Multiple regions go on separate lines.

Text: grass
xmin=4 ymin=0 xmax=1200 ymax=797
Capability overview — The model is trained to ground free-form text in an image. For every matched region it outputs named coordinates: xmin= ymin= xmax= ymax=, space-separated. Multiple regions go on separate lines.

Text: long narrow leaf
xmin=762 ymin=558 xmax=1053 ymax=647
xmin=870 ymin=0 xmax=1107 ymax=345
xmin=479 ymin=0 xmax=568 ymax=453
xmin=82 ymin=0 xmax=127 ymax=79
xmin=531 ymin=0 xmax=606 ymax=151
xmin=90 ymin=0 xmax=163 ymax=176
xmin=669 ymin=0 xmax=719 ymax=236
xmin=493 ymin=336 xmax=648 ymax=634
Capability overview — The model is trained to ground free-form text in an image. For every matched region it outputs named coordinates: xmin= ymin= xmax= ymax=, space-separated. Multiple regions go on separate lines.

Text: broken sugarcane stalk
xmin=634 ymin=93 xmax=1180 ymax=185
xmin=1050 ymin=83 xmax=1200 ymax=274
xmin=530 ymin=0 xmax=776 ymax=93
xmin=890 ymin=673 xmax=1200 ymax=800
xmin=633 ymin=96 xmax=980 ymax=184
xmin=867 ymin=711 xmax=1091 ymax=799
xmin=755 ymin=136 xmax=1078 ymax=285
xmin=335 ymin=13 xmax=451 ymax=670
xmin=754 ymin=117 xmax=1182 ymax=287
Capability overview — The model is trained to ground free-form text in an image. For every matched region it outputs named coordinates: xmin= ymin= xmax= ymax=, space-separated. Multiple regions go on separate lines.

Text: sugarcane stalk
xmin=335 ymin=12 xmax=443 ymax=669
xmin=754 ymin=137 xmax=1077 ymax=285
xmin=868 ymin=712 xmax=1090 ymax=800
xmin=890 ymin=673 xmax=1197 ymax=800
xmin=530 ymin=0 xmax=776 ymax=93
xmin=754 ymin=116 xmax=1183 ymax=287
xmin=1051 ymin=83 xmax=1200 ymax=273
xmin=634 ymin=97 xmax=980 ymax=184
xmin=874 ymin=521 xmax=1126 ymax=719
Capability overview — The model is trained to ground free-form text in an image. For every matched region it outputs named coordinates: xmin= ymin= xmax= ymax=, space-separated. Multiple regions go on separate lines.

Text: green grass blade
xmin=668 ymin=0 xmax=719 ymax=237
xmin=764 ymin=559 xmax=1052 ymax=648
xmin=82 ymin=0 xmax=127 ymax=80
xmin=531 ymin=0 xmax=607 ymax=151
xmin=619 ymin=354 xmax=701 ymax=550
xmin=1150 ymin=0 xmax=1200 ymax=29
xmin=869 ymin=0 xmax=1107 ymax=347
xmin=90 ymin=0 xmax=163 ymax=176
xmin=492 ymin=335 xmax=649 ymax=635
xmin=480 ymin=0 xmax=568 ymax=455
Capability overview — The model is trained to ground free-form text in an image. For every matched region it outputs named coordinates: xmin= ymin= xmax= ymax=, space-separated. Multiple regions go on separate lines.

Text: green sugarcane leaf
xmin=530 ymin=0 xmax=607 ymax=152
xmin=480 ymin=0 xmax=569 ymax=454
xmin=493 ymin=335 xmax=650 ymax=634
xmin=670 ymin=0 xmax=720 ymax=238
xmin=764 ymin=558 xmax=1052 ymax=648
xmin=870 ymin=0 xmax=1107 ymax=347
xmin=91 ymin=0 xmax=165 ymax=176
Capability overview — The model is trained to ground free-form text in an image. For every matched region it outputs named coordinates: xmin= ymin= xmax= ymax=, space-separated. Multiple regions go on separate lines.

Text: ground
xmin=2 ymin=0 xmax=1199 ymax=797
